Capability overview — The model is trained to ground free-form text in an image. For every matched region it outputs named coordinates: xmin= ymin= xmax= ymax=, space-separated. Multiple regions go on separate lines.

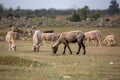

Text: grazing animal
xmin=52 ymin=30 xmax=86 ymax=55
xmin=32 ymin=30 xmax=42 ymax=52
xmin=103 ymin=35 xmax=116 ymax=46
xmin=43 ymin=30 xmax=54 ymax=33
xmin=41 ymin=33 xmax=58 ymax=46
xmin=6 ymin=31 xmax=17 ymax=51
xmin=84 ymin=30 xmax=101 ymax=47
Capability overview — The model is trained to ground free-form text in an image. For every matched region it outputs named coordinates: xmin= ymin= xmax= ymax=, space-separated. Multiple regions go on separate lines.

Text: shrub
xmin=91 ymin=11 xmax=101 ymax=20
xmin=69 ymin=10 xmax=81 ymax=22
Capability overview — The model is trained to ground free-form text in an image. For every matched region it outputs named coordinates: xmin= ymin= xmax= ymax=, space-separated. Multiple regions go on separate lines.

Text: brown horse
xmin=52 ymin=30 xmax=86 ymax=55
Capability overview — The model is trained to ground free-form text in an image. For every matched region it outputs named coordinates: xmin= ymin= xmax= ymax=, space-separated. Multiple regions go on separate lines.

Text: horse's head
xmin=32 ymin=45 xmax=40 ymax=52
xmin=52 ymin=46 xmax=58 ymax=54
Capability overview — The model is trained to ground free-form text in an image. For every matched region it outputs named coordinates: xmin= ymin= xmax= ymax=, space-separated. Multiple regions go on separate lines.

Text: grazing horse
xmin=103 ymin=35 xmax=116 ymax=46
xmin=6 ymin=31 xmax=17 ymax=52
xmin=41 ymin=33 xmax=58 ymax=46
xmin=32 ymin=30 xmax=42 ymax=52
xmin=84 ymin=30 xmax=102 ymax=47
xmin=52 ymin=30 xmax=86 ymax=55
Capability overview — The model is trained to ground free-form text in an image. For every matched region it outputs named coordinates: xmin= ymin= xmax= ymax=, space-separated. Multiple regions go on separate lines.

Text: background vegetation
xmin=0 ymin=0 xmax=120 ymax=21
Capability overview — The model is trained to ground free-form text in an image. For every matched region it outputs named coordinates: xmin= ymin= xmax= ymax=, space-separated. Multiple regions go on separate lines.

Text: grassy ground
xmin=0 ymin=27 xmax=120 ymax=80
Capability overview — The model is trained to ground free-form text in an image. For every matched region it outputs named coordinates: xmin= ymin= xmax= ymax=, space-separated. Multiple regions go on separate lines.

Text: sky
xmin=0 ymin=0 xmax=120 ymax=10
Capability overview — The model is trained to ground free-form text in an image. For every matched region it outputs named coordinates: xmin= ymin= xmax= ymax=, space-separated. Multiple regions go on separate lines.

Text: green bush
xmin=69 ymin=11 xmax=81 ymax=22
xmin=91 ymin=11 xmax=101 ymax=20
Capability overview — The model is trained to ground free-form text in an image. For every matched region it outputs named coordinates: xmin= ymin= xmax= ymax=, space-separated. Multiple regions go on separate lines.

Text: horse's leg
xmin=14 ymin=46 xmax=16 ymax=52
xmin=95 ymin=39 xmax=98 ymax=47
xmin=86 ymin=38 xmax=90 ymax=43
xmin=42 ymin=40 xmax=46 ymax=46
xmin=76 ymin=42 xmax=81 ymax=55
xmin=37 ymin=48 xmax=39 ymax=52
xmin=13 ymin=43 xmax=16 ymax=52
xmin=96 ymin=39 xmax=101 ymax=47
xmin=9 ymin=42 xmax=11 ymax=51
xmin=38 ymin=46 xmax=40 ymax=52
xmin=62 ymin=44 xmax=66 ymax=54
xmin=11 ymin=43 xmax=15 ymax=51
xmin=81 ymin=40 xmax=86 ymax=55
xmin=66 ymin=43 xmax=72 ymax=54
xmin=98 ymin=40 xmax=101 ymax=47
xmin=96 ymin=36 xmax=101 ymax=47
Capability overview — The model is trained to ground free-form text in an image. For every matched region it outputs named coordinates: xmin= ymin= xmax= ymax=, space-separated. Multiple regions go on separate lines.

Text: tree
xmin=7 ymin=7 xmax=13 ymax=19
xmin=0 ymin=3 xmax=4 ymax=20
xmin=48 ymin=8 xmax=56 ymax=18
xmin=16 ymin=6 xmax=20 ymax=11
xmin=108 ymin=0 xmax=119 ymax=15
xmin=81 ymin=6 xmax=89 ymax=20
xmin=69 ymin=10 xmax=81 ymax=22
xmin=91 ymin=11 xmax=101 ymax=20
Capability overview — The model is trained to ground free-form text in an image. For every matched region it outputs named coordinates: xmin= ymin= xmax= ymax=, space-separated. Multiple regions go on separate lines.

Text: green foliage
xmin=27 ymin=15 xmax=36 ymax=18
xmin=81 ymin=6 xmax=89 ymax=20
xmin=1 ymin=4 xmax=120 ymax=19
xmin=48 ymin=14 xmax=56 ymax=18
xmin=69 ymin=10 xmax=81 ymax=22
xmin=0 ymin=3 xmax=4 ymax=20
xmin=91 ymin=11 xmax=101 ymax=20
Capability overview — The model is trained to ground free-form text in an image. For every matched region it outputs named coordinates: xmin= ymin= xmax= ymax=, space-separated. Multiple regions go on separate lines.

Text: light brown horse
xmin=52 ymin=30 xmax=86 ymax=55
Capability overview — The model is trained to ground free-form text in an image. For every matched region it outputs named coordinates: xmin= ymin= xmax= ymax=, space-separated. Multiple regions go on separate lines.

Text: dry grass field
xmin=0 ymin=27 xmax=120 ymax=80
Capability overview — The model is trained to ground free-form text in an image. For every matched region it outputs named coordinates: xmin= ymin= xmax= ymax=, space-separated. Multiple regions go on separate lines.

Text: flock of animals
xmin=5 ymin=26 xmax=116 ymax=55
